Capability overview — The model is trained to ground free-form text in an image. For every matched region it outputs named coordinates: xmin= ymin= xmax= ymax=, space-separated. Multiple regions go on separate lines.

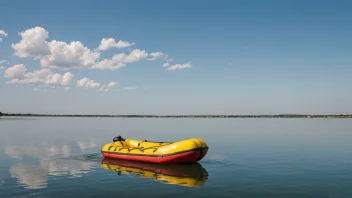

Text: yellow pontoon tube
xmin=101 ymin=136 xmax=209 ymax=164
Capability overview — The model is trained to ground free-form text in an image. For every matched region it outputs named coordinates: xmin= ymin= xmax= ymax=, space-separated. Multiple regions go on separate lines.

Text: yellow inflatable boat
xmin=101 ymin=136 xmax=208 ymax=164
xmin=101 ymin=158 xmax=208 ymax=187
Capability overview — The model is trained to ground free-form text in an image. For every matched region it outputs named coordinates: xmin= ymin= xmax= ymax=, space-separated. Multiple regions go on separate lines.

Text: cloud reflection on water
xmin=5 ymin=138 xmax=97 ymax=189
xmin=10 ymin=159 xmax=95 ymax=189
xmin=41 ymin=159 xmax=94 ymax=178
xmin=77 ymin=138 xmax=96 ymax=150
xmin=0 ymin=174 xmax=5 ymax=187
xmin=5 ymin=143 xmax=71 ymax=159
xmin=10 ymin=164 xmax=48 ymax=189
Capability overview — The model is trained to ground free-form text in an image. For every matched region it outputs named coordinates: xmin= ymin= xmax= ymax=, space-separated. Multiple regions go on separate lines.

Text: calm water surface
xmin=0 ymin=117 xmax=351 ymax=197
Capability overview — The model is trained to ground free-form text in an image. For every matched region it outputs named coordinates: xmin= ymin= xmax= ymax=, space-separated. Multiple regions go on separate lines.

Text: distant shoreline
xmin=1 ymin=113 xmax=351 ymax=118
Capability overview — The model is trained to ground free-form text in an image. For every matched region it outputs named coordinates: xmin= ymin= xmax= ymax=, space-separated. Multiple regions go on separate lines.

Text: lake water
xmin=0 ymin=117 xmax=351 ymax=198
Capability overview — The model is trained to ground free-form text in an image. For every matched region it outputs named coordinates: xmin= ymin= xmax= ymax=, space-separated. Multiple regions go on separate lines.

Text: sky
xmin=0 ymin=0 xmax=351 ymax=115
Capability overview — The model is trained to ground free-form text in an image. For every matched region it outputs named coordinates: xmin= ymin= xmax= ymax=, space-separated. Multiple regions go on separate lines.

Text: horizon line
xmin=1 ymin=112 xmax=351 ymax=118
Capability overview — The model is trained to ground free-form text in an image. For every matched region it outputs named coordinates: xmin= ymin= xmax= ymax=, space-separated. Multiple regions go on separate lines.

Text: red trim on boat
xmin=102 ymin=148 xmax=208 ymax=164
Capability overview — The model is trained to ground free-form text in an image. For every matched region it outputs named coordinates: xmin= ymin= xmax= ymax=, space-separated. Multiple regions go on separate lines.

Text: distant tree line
xmin=0 ymin=112 xmax=351 ymax=118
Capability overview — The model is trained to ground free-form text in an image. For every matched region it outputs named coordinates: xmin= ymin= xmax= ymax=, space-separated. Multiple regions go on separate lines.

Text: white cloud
xmin=124 ymin=86 xmax=137 ymax=90
xmin=40 ymin=40 xmax=100 ymax=70
xmin=97 ymin=85 xmax=109 ymax=92
xmin=1 ymin=67 xmax=118 ymax=91
xmin=166 ymin=58 xmax=174 ymax=63
xmin=12 ymin=27 xmax=50 ymax=58
xmin=0 ymin=30 xmax=8 ymax=37
xmin=93 ymin=53 xmax=127 ymax=70
xmin=4 ymin=64 xmax=28 ymax=79
xmin=147 ymin=51 xmax=166 ymax=60
xmin=12 ymin=27 xmax=99 ymax=70
xmin=0 ymin=60 xmax=8 ymax=64
xmin=0 ymin=60 xmax=6 ymax=70
xmin=108 ymin=81 xmax=118 ymax=87
xmin=98 ymin=85 xmax=106 ymax=92
xmin=166 ymin=62 xmax=192 ymax=71
xmin=76 ymin=78 xmax=101 ymax=89
xmin=0 ymin=30 xmax=8 ymax=42
xmin=76 ymin=78 xmax=115 ymax=92
xmin=97 ymin=38 xmax=135 ymax=51
xmin=10 ymin=26 xmax=190 ymax=72
xmin=97 ymin=81 xmax=117 ymax=92
xmin=4 ymin=64 xmax=74 ymax=87
xmin=93 ymin=49 xmax=148 ymax=70
xmin=125 ymin=49 xmax=148 ymax=63
xmin=162 ymin=57 xmax=175 ymax=67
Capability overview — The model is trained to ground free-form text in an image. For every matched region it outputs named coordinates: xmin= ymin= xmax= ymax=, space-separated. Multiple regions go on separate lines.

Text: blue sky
xmin=0 ymin=0 xmax=351 ymax=115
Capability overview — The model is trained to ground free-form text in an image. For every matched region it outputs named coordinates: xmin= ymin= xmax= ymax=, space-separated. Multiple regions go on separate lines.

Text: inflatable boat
xmin=101 ymin=158 xmax=208 ymax=187
xmin=101 ymin=136 xmax=208 ymax=164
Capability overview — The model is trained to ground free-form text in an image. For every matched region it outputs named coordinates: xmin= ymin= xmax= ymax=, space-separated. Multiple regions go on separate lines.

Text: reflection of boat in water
xmin=101 ymin=158 xmax=209 ymax=187
xmin=101 ymin=136 xmax=209 ymax=164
